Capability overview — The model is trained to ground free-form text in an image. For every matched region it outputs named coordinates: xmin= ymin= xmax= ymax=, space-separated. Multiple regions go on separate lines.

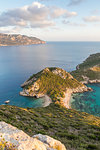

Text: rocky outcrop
xmin=0 ymin=121 xmax=66 ymax=150
xmin=80 ymin=75 xmax=100 ymax=84
xmin=81 ymin=79 xmax=100 ymax=84
xmin=52 ymin=68 xmax=73 ymax=79
xmin=88 ymin=79 xmax=100 ymax=83
xmin=0 ymin=33 xmax=45 ymax=46
xmin=33 ymin=134 xmax=66 ymax=150
xmin=71 ymin=85 xmax=92 ymax=93
xmin=90 ymin=64 xmax=100 ymax=72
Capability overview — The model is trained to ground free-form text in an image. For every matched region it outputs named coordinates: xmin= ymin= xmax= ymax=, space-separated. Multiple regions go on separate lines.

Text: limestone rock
xmin=33 ymin=134 xmax=66 ymax=150
xmin=0 ymin=121 xmax=66 ymax=150
xmin=52 ymin=68 xmax=69 ymax=79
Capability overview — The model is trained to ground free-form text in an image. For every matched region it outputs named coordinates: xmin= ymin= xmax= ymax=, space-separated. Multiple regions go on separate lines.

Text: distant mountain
xmin=0 ymin=33 xmax=45 ymax=46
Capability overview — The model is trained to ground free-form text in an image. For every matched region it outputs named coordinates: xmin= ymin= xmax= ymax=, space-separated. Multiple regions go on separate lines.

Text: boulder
xmin=0 ymin=122 xmax=66 ymax=150
xmin=33 ymin=134 xmax=66 ymax=150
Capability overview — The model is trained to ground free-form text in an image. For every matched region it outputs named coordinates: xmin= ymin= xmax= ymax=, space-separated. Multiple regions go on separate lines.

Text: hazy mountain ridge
xmin=0 ymin=33 xmax=45 ymax=46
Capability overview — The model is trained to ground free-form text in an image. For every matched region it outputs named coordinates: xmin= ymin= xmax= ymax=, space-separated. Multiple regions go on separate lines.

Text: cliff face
xmin=71 ymin=53 xmax=100 ymax=84
xmin=0 ymin=33 xmax=45 ymax=46
xmin=20 ymin=67 xmax=91 ymax=107
xmin=0 ymin=121 xmax=66 ymax=150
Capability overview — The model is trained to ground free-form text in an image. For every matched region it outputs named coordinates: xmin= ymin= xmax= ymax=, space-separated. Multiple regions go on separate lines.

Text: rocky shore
xmin=81 ymin=79 xmax=100 ymax=84
xmin=61 ymin=85 xmax=92 ymax=109
xmin=20 ymin=86 xmax=92 ymax=109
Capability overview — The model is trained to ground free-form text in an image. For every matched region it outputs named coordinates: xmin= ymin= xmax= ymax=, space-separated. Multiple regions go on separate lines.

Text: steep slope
xmin=71 ymin=53 xmax=100 ymax=83
xmin=20 ymin=67 xmax=91 ymax=107
xmin=0 ymin=33 xmax=45 ymax=46
xmin=0 ymin=104 xmax=100 ymax=150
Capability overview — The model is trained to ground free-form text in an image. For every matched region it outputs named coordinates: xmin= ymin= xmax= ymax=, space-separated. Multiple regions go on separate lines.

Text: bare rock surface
xmin=0 ymin=121 xmax=66 ymax=150
xmin=33 ymin=134 xmax=66 ymax=150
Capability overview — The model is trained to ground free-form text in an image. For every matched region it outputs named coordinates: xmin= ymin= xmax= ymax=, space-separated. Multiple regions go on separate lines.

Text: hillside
xmin=0 ymin=33 xmax=45 ymax=46
xmin=71 ymin=53 xmax=100 ymax=83
xmin=20 ymin=67 xmax=91 ymax=107
xmin=0 ymin=104 xmax=100 ymax=150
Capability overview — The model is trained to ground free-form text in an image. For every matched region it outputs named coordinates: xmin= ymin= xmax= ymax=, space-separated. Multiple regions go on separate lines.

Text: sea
xmin=0 ymin=42 xmax=100 ymax=116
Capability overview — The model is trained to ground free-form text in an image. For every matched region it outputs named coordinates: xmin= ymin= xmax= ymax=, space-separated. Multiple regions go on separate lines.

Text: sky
xmin=0 ymin=0 xmax=100 ymax=41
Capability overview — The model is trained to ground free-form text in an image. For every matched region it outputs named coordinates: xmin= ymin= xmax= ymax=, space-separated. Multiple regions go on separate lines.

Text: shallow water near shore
xmin=0 ymin=42 xmax=100 ymax=112
xmin=71 ymin=83 xmax=100 ymax=117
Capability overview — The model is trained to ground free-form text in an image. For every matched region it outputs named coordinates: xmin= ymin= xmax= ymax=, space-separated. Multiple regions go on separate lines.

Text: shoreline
xmin=43 ymin=95 xmax=52 ymax=107
xmin=81 ymin=80 xmax=100 ymax=84
xmin=0 ymin=42 xmax=45 ymax=47
xmin=42 ymin=92 xmax=72 ymax=109
xmin=62 ymin=82 xmax=100 ymax=109
xmin=62 ymin=90 xmax=72 ymax=109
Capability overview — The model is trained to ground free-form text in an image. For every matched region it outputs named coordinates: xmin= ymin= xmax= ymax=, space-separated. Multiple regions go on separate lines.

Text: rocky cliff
xmin=0 ymin=121 xmax=66 ymax=150
xmin=0 ymin=33 xmax=45 ymax=46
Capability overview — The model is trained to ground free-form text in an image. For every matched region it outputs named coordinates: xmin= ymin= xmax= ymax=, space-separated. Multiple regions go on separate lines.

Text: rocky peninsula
xmin=0 ymin=33 xmax=45 ymax=46
xmin=71 ymin=53 xmax=100 ymax=84
xmin=20 ymin=67 xmax=92 ymax=108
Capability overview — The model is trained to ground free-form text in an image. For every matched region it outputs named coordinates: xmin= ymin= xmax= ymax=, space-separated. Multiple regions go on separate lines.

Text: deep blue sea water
xmin=0 ymin=42 xmax=100 ymax=115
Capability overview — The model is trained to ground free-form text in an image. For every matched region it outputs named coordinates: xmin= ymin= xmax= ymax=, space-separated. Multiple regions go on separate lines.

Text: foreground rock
xmin=0 ymin=33 xmax=45 ymax=46
xmin=20 ymin=67 xmax=92 ymax=108
xmin=0 ymin=121 xmax=66 ymax=150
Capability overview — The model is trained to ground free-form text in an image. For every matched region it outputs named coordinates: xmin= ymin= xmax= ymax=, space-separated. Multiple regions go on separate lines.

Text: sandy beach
xmin=43 ymin=95 xmax=52 ymax=107
xmin=62 ymin=89 xmax=72 ymax=109
xmin=43 ymin=90 xmax=72 ymax=109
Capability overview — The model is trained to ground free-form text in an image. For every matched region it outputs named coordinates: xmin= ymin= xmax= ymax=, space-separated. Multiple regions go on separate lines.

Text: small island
xmin=20 ymin=67 xmax=91 ymax=108
xmin=0 ymin=33 xmax=45 ymax=46
xmin=71 ymin=53 xmax=100 ymax=84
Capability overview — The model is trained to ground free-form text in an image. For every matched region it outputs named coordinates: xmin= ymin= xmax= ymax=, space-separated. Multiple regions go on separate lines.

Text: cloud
xmin=68 ymin=0 xmax=85 ymax=6
xmin=63 ymin=20 xmax=86 ymax=26
xmin=83 ymin=16 xmax=100 ymax=22
xmin=0 ymin=26 xmax=22 ymax=34
xmin=0 ymin=2 xmax=77 ymax=30
xmin=50 ymin=8 xmax=67 ymax=18
xmin=0 ymin=2 xmax=52 ymax=28
xmin=91 ymin=9 xmax=100 ymax=15
xmin=50 ymin=8 xmax=77 ymax=18
xmin=64 ymin=11 xmax=77 ymax=17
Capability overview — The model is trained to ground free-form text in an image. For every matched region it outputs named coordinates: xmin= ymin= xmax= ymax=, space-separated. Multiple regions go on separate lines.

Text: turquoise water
xmin=71 ymin=83 xmax=100 ymax=116
xmin=0 ymin=42 xmax=100 ymax=111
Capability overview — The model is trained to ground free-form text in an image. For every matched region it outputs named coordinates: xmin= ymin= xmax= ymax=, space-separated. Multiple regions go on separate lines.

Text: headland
xmin=20 ymin=67 xmax=92 ymax=109
xmin=0 ymin=33 xmax=45 ymax=46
